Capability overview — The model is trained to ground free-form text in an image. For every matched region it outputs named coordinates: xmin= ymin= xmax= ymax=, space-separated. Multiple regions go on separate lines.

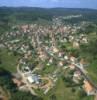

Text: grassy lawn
xmin=86 ymin=60 xmax=97 ymax=84
xmin=0 ymin=49 xmax=19 ymax=72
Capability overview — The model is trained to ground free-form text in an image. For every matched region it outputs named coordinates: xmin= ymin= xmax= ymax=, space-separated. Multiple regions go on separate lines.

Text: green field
xmin=87 ymin=60 xmax=97 ymax=84
xmin=0 ymin=49 xmax=19 ymax=72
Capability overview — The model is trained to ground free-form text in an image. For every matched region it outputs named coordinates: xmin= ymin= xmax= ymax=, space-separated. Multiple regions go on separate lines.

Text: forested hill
xmin=0 ymin=7 xmax=97 ymax=22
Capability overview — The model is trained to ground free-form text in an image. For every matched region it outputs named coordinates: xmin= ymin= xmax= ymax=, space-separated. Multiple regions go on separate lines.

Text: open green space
xmin=0 ymin=49 xmax=20 ymax=72
xmin=42 ymin=64 xmax=56 ymax=74
xmin=87 ymin=60 xmax=97 ymax=84
xmin=36 ymin=77 xmax=94 ymax=100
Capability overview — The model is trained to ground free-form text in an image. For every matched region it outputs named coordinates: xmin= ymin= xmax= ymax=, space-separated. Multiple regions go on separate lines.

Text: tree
xmin=10 ymin=91 xmax=43 ymax=100
xmin=0 ymin=58 xmax=2 ymax=64
xmin=50 ymin=94 xmax=57 ymax=100
xmin=0 ymin=75 xmax=17 ymax=92
xmin=78 ymin=89 xmax=87 ymax=98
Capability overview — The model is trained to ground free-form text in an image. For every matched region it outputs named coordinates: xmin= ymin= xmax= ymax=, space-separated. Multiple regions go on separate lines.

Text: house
xmin=58 ymin=52 xmax=64 ymax=58
xmin=69 ymin=56 xmax=76 ymax=62
xmin=64 ymin=55 xmax=69 ymax=60
xmin=21 ymin=25 xmax=29 ymax=33
xmin=69 ymin=64 xmax=75 ymax=70
xmin=73 ymin=41 xmax=79 ymax=49
xmin=73 ymin=71 xmax=81 ymax=83
xmin=83 ymin=80 xmax=96 ymax=95
xmin=48 ymin=58 xmax=53 ymax=64
xmin=52 ymin=46 xmax=59 ymax=53
xmin=58 ymin=61 xmax=64 ymax=67
xmin=63 ymin=38 xmax=67 ymax=43
xmin=73 ymin=71 xmax=81 ymax=78
xmin=81 ymin=37 xmax=88 ymax=44
xmin=39 ymin=53 xmax=46 ymax=61
xmin=23 ymin=66 xmax=31 ymax=73
xmin=68 ymin=35 xmax=74 ymax=42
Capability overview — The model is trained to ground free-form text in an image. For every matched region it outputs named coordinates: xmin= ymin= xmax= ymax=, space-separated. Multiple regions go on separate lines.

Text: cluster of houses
xmin=0 ymin=19 xmax=96 ymax=96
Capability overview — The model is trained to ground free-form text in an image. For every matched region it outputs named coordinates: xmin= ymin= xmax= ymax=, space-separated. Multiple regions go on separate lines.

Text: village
xmin=0 ymin=17 xmax=97 ymax=98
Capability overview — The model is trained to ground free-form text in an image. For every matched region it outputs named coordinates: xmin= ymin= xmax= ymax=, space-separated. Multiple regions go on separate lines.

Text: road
xmin=40 ymin=77 xmax=53 ymax=88
xmin=95 ymin=94 xmax=97 ymax=100
xmin=0 ymin=87 xmax=9 ymax=100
